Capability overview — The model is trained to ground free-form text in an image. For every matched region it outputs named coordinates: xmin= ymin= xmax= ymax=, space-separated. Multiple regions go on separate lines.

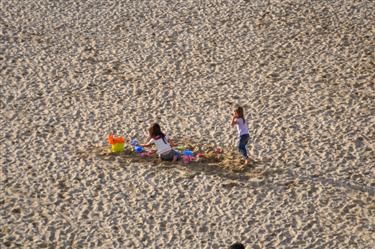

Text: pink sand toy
xmin=196 ymin=152 xmax=206 ymax=158
xmin=183 ymin=156 xmax=196 ymax=164
xmin=215 ymin=147 xmax=224 ymax=154
xmin=182 ymin=150 xmax=196 ymax=164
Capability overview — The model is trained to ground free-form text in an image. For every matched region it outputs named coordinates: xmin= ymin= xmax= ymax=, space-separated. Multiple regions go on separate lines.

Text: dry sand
xmin=1 ymin=0 xmax=375 ymax=248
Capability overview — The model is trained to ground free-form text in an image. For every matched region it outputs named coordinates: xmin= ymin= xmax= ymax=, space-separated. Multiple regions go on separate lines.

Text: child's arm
xmin=140 ymin=139 xmax=153 ymax=148
xmin=140 ymin=143 xmax=152 ymax=148
xmin=168 ymin=139 xmax=178 ymax=147
xmin=231 ymin=116 xmax=237 ymax=126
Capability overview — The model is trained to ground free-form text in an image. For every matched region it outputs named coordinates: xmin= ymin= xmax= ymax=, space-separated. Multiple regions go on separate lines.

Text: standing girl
xmin=140 ymin=123 xmax=180 ymax=162
xmin=231 ymin=106 xmax=250 ymax=164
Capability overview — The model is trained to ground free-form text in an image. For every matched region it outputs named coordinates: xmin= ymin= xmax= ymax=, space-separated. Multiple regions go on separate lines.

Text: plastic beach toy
xmin=215 ymin=147 xmax=224 ymax=154
xmin=183 ymin=156 xmax=191 ymax=164
xmin=181 ymin=150 xmax=194 ymax=164
xmin=108 ymin=134 xmax=125 ymax=144
xmin=134 ymin=146 xmax=144 ymax=153
xmin=176 ymin=145 xmax=186 ymax=151
xmin=131 ymin=139 xmax=139 ymax=146
xmin=196 ymin=152 xmax=206 ymax=158
xmin=182 ymin=150 xmax=194 ymax=156
xmin=205 ymin=151 xmax=216 ymax=158
xmin=108 ymin=134 xmax=125 ymax=153
xmin=183 ymin=155 xmax=196 ymax=164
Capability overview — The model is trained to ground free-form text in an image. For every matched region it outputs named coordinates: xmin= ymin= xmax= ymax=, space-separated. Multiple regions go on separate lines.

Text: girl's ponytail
xmin=234 ymin=106 xmax=245 ymax=123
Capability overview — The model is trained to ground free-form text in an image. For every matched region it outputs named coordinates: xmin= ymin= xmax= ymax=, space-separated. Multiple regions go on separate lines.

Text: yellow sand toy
xmin=108 ymin=134 xmax=125 ymax=152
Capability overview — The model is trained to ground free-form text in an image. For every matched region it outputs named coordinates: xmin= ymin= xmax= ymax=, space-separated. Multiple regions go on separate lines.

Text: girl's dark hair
xmin=235 ymin=106 xmax=245 ymax=123
xmin=149 ymin=123 xmax=167 ymax=143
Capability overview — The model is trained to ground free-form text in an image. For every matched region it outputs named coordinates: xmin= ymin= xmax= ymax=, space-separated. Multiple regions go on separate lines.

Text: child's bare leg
xmin=172 ymin=155 xmax=177 ymax=162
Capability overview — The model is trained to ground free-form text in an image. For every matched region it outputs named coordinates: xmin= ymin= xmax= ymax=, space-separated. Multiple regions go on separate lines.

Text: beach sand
xmin=1 ymin=0 xmax=374 ymax=248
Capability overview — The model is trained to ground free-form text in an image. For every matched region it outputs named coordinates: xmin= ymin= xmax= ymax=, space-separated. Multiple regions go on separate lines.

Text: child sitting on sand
xmin=140 ymin=123 xmax=180 ymax=162
xmin=231 ymin=105 xmax=250 ymax=165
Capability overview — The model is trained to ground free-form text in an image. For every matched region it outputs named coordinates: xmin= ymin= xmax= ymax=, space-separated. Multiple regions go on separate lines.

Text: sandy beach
xmin=1 ymin=0 xmax=374 ymax=248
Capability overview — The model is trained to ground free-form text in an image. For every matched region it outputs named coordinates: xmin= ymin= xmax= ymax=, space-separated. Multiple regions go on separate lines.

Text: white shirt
xmin=236 ymin=118 xmax=249 ymax=137
xmin=148 ymin=136 xmax=172 ymax=155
